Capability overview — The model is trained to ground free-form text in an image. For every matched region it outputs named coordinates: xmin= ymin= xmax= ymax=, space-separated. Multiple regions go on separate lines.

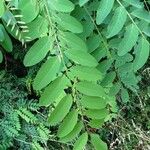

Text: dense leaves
xmin=0 ymin=0 xmax=150 ymax=149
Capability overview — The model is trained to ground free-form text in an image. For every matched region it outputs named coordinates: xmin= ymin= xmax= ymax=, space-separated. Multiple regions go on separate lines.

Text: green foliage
xmin=0 ymin=0 xmax=150 ymax=149
xmin=0 ymin=73 xmax=51 ymax=149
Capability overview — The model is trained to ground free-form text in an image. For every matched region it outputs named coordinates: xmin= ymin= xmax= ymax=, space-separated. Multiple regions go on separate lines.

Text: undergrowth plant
xmin=0 ymin=0 xmax=150 ymax=149
xmin=0 ymin=72 xmax=51 ymax=150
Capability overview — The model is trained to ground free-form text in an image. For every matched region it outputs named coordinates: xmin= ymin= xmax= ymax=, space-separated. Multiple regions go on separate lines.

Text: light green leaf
xmin=0 ymin=24 xmax=12 ymax=52
xmin=39 ymin=76 xmax=70 ymax=106
xmin=60 ymin=121 xmax=83 ymax=143
xmin=69 ymin=65 xmax=102 ymax=81
xmin=89 ymin=119 xmax=105 ymax=129
xmin=0 ymin=0 xmax=5 ymax=18
xmin=85 ymin=108 xmax=109 ymax=120
xmin=118 ymin=24 xmax=139 ymax=56
xmin=18 ymin=0 xmax=39 ymax=23
xmin=121 ymin=87 xmax=129 ymax=103
xmin=48 ymin=0 xmax=74 ymax=12
xmin=97 ymin=59 xmax=114 ymax=74
xmin=48 ymin=95 xmax=73 ymax=125
xmin=115 ymin=53 xmax=133 ymax=68
xmin=0 ymin=27 xmax=4 ymax=42
xmin=87 ymin=34 xmax=101 ymax=53
xmin=57 ymin=110 xmax=78 ymax=138
xmin=123 ymin=0 xmax=143 ymax=8
xmin=65 ymin=49 xmax=98 ymax=67
xmin=61 ymin=32 xmax=88 ymax=52
xmin=80 ymin=96 xmax=106 ymax=109
xmin=96 ymin=0 xmax=114 ymax=25
xmin=91 ymin=134 xmax=108 ymax=150
xmin=24 ymin=36 xmax=52 ymax=66
xmin=23 ymin=16 xmax=49 ymax=40
xmin=106 ymin=6 xmax=127 ymax=38
xmin=131 ymin=9 xmax=150 ymax=23
xmin=79 ymin=0 xmax=89 ymax=6
xmin=33 ymin=56 xmax=61 ymax=90
xmin=0 ymin=51 xmax=3 ymax=63
xmin=56 ymin=14 xmax=83 ymax=33
xmin=101 ymin=71 xmax=116 ymax=87
xmin=109 ymin=82 xmax=121 ymax=96
xmin=76 ymin=81 xmax=106 ymax=98
xmin=133 ymin=37 xmax=149 ymax=71
xmin=73 ymin=132 xmax=88 ymax=150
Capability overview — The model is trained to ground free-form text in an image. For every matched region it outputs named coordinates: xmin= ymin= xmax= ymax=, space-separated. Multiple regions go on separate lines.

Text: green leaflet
xmin=56 ymin=14 xmax=83 ymax=33
xmin=131 ymin=9 xmax=150 ymax=23
xmin=109 ymin=82 xmax=121 ymax=96
xmin=2 ymin=10 xmax=17 ymax=26
xmin=57 ymin=110 xmax=78 ymax=138
xmin=96 ymin=0 xmax=114 ymax=25
xmin=18 ymin=0 xmax=39 ymax=23
xmin=106 ymin=6 xmax=127 ymax=38
xmin=0 ymin=27 xmax=4 ymax=42
xmin=61 ymin=32 xmax=88 ymax=52
xmin=87 ymin=34 xmax=101 ymax=53
xmin=73 ymin=132 xmax=88 ymax=150
xmin=80 ymin=96 xmax=107 ymax=109
xmin=65 ymin=49 xmax=98 ymax=67
xmin=92 ymin=46 xmax=107 ymax=62
xmin=24 ymin=36 xmax=52 ymax=67
xmin=0 ymin=0 xmax=5 ymax=18
xmin=117 ymin=24 xmax=139 ymax=56
xmin=97 ymin=59 xmax=114 ymax=74
xmin=69 ymin=65 xmax=102 ymax=81
xmin=121 ymin=87 xmax=129 ymax=103
xmin=23 ymin=16 xmax=49 ymax=40
xmin=89 ymin=119 xmax=105 ymax=129
xmin=115 ymin=53 xmax=133 ymax=68
xmin=0 ymin=51 xmax=3 ymax=63
xmin=60 ymin=121 xmax=83 ymax=143
xmin=85 ymin=108 xmax=109 ymax=120
xmin=91 ymin=134 xmax=108 ymax=150
xmin=76 ymin=81 xmax=106 ymax=98
xmin=101 ymin=71 xmax=116 ymax=87
xmin=48 ymin=95 xmax=73 ymax=125
xmin=123 ymin=0 xmax=143 ymax=8
xmin=0 ymin=24 xmax=12 ymax=52
xmin=79 ymin=0 xmax=89 ymax=7
xmin=133 ymin=37 xmax=149 ymax=71
xmin=39 ymin=76 xmax=70 ymax=106
xmin=33 ymin=56 xmax=61 ymax=90
xmin=48 ymin=0 xmax=74 ymax=12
